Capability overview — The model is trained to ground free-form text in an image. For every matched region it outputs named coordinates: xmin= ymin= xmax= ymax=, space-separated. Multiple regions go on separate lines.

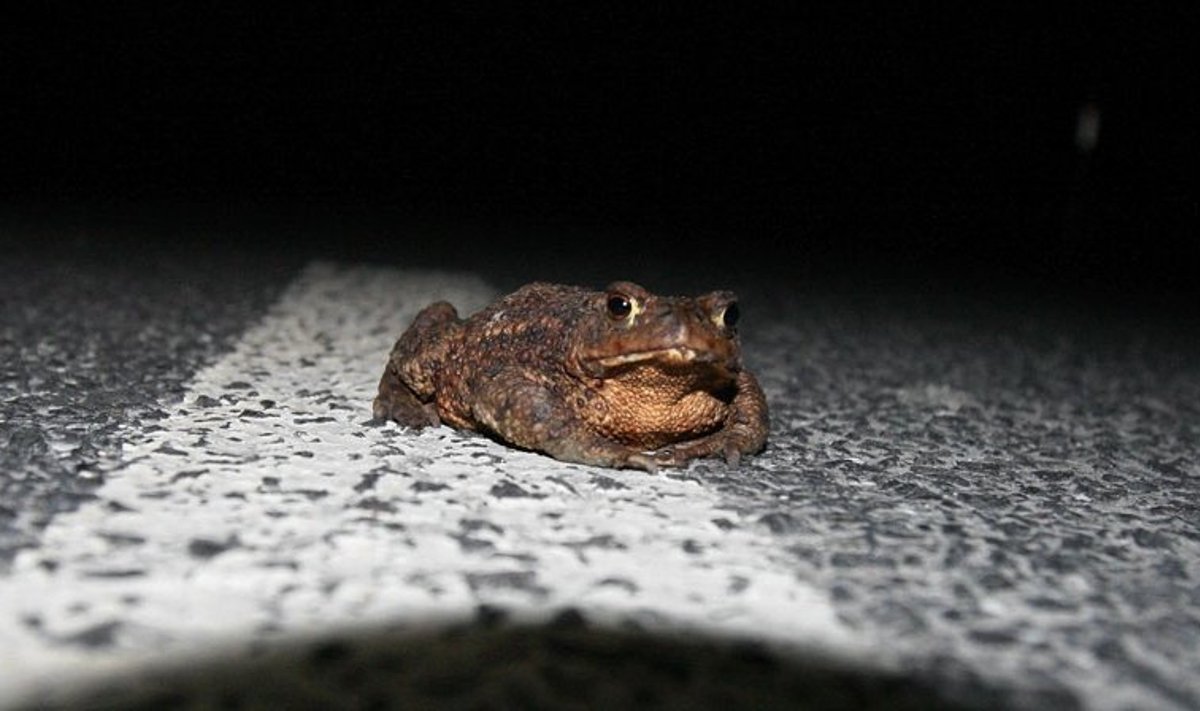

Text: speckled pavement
xmin=2 ymin=258 xmax=1198 ymax=710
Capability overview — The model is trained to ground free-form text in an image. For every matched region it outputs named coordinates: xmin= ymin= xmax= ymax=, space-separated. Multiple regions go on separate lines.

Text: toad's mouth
xmin=593 ymin=346 xmax=728 ymax=369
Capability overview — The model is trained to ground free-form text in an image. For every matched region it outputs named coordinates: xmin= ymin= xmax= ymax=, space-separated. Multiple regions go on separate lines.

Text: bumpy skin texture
xmin=373 ymin=281 xmax=768 ymax=471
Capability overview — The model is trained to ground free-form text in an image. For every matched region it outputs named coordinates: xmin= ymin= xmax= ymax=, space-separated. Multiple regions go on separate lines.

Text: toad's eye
xmin=606 ymin=294 xmax=633 ymax=319
xmin=721 ymin=302 xmax=740 ymax=330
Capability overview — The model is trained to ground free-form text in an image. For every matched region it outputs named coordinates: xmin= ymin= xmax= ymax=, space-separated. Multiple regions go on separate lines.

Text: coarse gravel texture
xmin=0 ymin=230 xmax=301 ymax=566
xmin=3 ymin=263 xmax=858 ymax=708
xmin=684 ymin=286 xmax=1200 ymax=709
xmin=1 ymin=226 xmax=1198 ymax=710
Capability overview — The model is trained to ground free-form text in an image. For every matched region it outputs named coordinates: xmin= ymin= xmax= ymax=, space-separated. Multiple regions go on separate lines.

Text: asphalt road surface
xmin=1 ymin=225 xmax=1198 ymax=710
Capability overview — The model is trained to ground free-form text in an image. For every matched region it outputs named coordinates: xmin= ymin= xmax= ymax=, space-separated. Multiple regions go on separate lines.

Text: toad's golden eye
xmin=606 ymin=294 xmax=632 ymax=319
xmin=721 ymin=302 xmax=740 ymax=330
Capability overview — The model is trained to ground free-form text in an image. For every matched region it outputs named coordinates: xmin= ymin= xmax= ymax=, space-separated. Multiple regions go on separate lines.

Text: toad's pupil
xmin=607 ymin=295 xmax=632 ymax=318
xmin=723 ymin=302 xmax=740 ymax=328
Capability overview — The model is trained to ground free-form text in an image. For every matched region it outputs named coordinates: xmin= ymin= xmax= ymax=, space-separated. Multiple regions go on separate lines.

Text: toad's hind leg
xmin=470 ymin=370 xmax=670 ymax=471
xmin=373 ymin=358 xmax=440 ymax=426
xmin=372 ymin=301 xmax=461 ymax=427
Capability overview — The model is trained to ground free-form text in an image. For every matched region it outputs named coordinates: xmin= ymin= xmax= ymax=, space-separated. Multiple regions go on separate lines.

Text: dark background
xmin=2 ymin=6 xmax=1195 ymax=298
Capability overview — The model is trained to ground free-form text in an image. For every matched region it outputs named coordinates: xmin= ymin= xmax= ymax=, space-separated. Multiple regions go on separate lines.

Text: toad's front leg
xmin=653 ymin=371 xmax=769 ymax=467
xmin=469 ymin=369 xmax=673 ymax=471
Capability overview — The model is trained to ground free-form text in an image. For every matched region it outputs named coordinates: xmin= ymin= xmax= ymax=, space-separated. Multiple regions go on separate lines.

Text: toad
xmin=373 ymin=281 xmax=768 ymax=471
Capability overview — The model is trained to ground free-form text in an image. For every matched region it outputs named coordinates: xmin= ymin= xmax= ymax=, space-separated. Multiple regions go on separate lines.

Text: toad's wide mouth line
xmin=593 ymin=346 xmax=725 ymax=368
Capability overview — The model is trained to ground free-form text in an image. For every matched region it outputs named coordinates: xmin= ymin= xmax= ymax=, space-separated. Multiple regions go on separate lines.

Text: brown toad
xmin=372 ymin=281 xmax=768 ymax=471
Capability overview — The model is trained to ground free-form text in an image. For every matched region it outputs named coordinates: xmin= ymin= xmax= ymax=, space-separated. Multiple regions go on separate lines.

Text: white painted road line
xmin=0 ymin=263 xmax=853 ymax=705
